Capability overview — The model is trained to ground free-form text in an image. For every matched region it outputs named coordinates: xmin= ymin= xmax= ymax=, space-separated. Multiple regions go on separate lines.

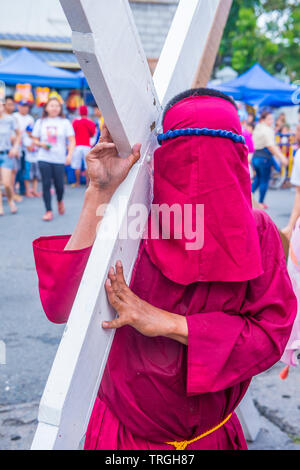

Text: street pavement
xmin=0 ymin=184 xmax=300 ymax=450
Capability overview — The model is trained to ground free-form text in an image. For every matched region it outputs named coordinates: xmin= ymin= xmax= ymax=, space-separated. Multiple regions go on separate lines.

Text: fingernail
xmin=106 ymin=279 xmax=111 ymax=286
xmin=116 ymin=260 xmax=122 ymax=267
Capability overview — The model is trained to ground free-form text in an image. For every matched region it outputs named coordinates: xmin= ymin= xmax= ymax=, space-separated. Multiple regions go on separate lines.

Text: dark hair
xmin=5 ymin=95 xmax=14 ymax=102
xmin=162 ymin=88 xmax=238 ymax=123
xmin=260 ymin=110 xmax=273 ymax=122
xmin=42 ymin=98 xmax=65 ymax=119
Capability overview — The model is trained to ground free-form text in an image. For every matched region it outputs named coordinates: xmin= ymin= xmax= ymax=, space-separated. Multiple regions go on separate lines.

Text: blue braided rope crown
xmin=157 ymin=128 xmax=245 ymax=145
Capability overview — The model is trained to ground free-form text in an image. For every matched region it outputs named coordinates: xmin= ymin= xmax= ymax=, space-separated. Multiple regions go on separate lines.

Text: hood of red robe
xmin=144 ymin=95 xmax=263 ymax=285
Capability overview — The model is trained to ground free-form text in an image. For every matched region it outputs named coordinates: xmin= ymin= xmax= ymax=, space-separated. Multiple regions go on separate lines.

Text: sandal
xmin=8 ymin=201 xmax=18 ymax=214
xmin=32 ymin=191 xmax=42 ymax=198
xmin=58 ymin=201 xmax=65 ymax=215
xmin=13 ymin=194 xmax=23 ymax=202
xmin=42 ymin=211 xmax=53 ymax=222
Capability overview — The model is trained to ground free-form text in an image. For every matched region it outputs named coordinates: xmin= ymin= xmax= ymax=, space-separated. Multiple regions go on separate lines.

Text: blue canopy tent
xmin=76 ymin=70 xmax=88 ymax=88
xmin=209 ymin=63 xmax=298 ymax=107
xmin=76 ymin=70 xmax=98 ymax=106
xmin=0 ymin=47 xmax=81 ymax=88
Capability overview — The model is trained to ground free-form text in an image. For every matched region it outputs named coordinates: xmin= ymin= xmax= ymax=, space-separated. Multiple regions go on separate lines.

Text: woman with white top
xmin=0 ymin=99 xmax=20 ymax=215
xmin=33 ymin=98 xmax=75 ymax=221
xmin=251 ymin=111 xmax=288 ymax=209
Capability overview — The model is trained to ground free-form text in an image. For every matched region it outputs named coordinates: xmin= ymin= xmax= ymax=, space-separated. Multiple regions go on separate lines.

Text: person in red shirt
xmin=72 ymin=105 xmax=96 ymax=187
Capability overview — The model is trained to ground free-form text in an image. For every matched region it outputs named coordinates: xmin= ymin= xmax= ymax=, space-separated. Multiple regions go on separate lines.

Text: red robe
xmin=33 ymin=209 xmax=297 ymax=450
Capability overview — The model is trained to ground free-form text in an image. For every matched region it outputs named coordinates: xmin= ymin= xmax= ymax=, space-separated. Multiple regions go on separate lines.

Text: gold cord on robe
xmin=166 ymin=413 xmax=233 ymax=451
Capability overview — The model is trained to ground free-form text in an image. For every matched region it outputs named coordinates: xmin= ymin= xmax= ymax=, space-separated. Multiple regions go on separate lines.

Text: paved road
xmin=0 ymin=184 xmax=300 ymax=450
xmin=0 ymin=185 xmax=86 ymax=405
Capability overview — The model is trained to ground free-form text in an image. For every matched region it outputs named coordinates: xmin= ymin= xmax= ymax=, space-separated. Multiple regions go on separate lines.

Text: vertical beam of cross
xmin=154 ymin=0 xmax=229 ymax=107
xmin=193 ymin=0 xmax=233 ymax=88
xmin=31 ymin=0 xmax=233 ymax=450
xmin=60 ymin=0 xmax=161 ymax=158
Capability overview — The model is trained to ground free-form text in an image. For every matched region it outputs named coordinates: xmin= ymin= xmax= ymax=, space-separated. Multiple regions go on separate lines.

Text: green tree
xmin=218 ymin=0 xmax=260 ymax=68
xmin=270 ymin=2 xmax=300 ymax=79
xmin=232 ymin=7 xmax=279 ymax=74
xmin=217 ymin=0 xmax=300 ymax=80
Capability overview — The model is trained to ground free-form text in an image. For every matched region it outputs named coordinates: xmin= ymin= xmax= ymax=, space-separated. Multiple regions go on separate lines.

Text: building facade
xmin=0 ymin=0 xmax=179 ymax=73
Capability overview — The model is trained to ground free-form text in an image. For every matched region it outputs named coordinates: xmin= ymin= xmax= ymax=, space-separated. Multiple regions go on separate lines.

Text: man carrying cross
xmin=33 ymin=88 xmax=297 ymax=450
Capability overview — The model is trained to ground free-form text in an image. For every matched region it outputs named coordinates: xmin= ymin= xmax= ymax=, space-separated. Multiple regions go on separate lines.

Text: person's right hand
xmin=86 ymin=125 xmax=141 ymax=195
xmin=40 ymin=142 xmax=50 ymax=150
xmin=282 ymin=157 xmax=289 ymax=168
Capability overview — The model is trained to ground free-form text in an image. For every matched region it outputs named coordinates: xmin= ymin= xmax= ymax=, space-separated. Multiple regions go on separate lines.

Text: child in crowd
xmin=72 ymin=106 xmax=96 ymax=187
xmin=23 ymin=124 xmax=41 ymax=198
xmin=280 ymin=125 xmax=291 ymax=145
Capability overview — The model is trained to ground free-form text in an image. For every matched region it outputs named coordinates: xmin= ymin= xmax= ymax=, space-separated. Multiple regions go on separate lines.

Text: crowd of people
xmin=240 ymin=108 xmax=299 ymax=210
xmin=0 ymin=93 xmax=299 ymax=223
xmin=0 ymin=96 xmax=102 ymax=220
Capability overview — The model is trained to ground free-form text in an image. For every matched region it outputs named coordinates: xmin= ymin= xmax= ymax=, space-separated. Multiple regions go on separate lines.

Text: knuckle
xmin=120 ymin=285 xmax=126 ymax=294
xmin=112 ymin=285 xmax=121 ymax=297
xmin=130 ymin=311 xmax=139 ymax=323
xmin=111 ymin=298 xmax=119 ymax=308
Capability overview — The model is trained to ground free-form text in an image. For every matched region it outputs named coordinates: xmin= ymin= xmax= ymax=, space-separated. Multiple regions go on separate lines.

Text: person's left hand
xmin=65 ymin=154 xmax=72 ymax=166
xmin=102 ymin=261 xmax=174 ymax=338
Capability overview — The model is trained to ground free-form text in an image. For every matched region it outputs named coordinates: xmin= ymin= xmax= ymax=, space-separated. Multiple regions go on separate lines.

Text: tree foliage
xmin=217 ymin=0 xmax=300 ymax=80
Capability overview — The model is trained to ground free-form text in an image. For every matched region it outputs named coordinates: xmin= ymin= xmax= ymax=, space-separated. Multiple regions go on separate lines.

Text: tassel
xmin=168 ymin=441 xmax=189 ymax=451
xmin=280 ymin=365 xmax=290 ymax=380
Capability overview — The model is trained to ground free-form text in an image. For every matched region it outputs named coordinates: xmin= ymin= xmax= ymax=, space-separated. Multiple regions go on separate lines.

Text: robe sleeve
xmin=186 ymin=211 xmax=297 ymax=396
xmin=33 ymin=236 xmax=92 ymax=324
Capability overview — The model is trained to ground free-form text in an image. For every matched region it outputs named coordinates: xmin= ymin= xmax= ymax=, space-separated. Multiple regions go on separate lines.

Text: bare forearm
xmin=65 ymin=186 xmax=114 ymax=251
xmin=288 ymin=189 xmax=300 ymax=230
xmin=33 ymin=137 xmax=43 ymax=148
xmin=268 ymin=145 xmax=286 ymax=164
xmin=67 ymin=137 xmax=76 ymax=157
xmin=155 ymin=307 xmax=188 ymax=345
xmin=166 ymin=314 xmax=188 ymax=345
xmin=14 ymin=130 xmax=21 ymax=148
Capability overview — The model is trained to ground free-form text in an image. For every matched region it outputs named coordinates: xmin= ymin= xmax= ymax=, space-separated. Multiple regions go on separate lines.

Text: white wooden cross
xmin=31 ymin=0 xmax=259 ymax=450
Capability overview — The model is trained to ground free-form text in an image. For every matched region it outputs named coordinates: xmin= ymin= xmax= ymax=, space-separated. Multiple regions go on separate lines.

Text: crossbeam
xmin=31 ymin=0 xmax=232 ymax=450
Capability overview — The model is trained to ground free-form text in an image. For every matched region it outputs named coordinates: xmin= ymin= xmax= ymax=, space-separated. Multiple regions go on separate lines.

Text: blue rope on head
xmin=157 ymin=128 xmax=245 ymax=145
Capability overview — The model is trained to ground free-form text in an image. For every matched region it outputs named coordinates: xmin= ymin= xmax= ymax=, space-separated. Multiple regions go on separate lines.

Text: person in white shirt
xmin=23 ymin=124 xmax=41 ymax=198
xmin=251 ymin=111 xmax=287 ymax=209
xmin=0 ymin=99 xmax=20 ymax=215
xmin=4 ymin=96 xmax=22 ymax=202
xmin=32 ymin=98 xmax=75 ymax=221
xmin=13 ymin=101 xmax=34 ymax=197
